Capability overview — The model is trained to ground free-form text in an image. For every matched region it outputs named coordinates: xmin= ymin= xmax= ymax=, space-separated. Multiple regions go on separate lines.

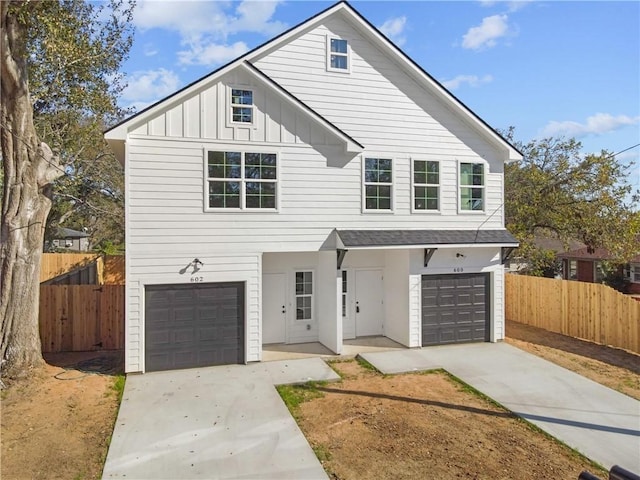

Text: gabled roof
xmin=55 ymin=227 xmax=89 ymax=238
xmin=336 ymin=229 xmax=519 ymax=249
xmin=106 ymin=1 xmax=521 ymax=161
xmin=557 ymin=246 xmax=640 ymax=263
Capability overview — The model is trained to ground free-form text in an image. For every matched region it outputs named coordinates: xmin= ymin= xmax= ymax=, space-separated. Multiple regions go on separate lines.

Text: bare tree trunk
xmin=1 ymin=2 xmax=63 ymax=380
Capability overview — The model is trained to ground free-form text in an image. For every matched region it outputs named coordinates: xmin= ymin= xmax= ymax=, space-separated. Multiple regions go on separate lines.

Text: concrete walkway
xmin=102 ymin=358 xmax=339 ymax=479
xmin=360 ymin=342 xmax=640 ymax=473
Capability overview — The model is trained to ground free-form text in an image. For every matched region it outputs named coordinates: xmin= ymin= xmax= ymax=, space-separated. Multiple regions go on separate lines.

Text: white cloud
xmin=479 ymin=0 xmax=532 ymax=12
xmin=178 ymin=41 xmax=249 ymax=66
xmin=121 ymin=69 xmax=181 ymax=108
xmin=462 ymin=14 xmax=510 ymax=50
xmin=441 ymin=74 xmax=494 ymax=90
xmin=143 ymin=43 xmax=157 ymax=57
xmin=133 ymin=0 xmax=286 ymax=67
xmin=379 ymin=16 xmax=407 ymax=46
xmin=540 ymin=113 xmax=640 ymax=138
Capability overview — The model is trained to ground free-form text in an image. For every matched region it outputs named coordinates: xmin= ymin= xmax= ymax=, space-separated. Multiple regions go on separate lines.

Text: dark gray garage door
xmin=422 ymin=273 xmax=489 ymax=346
xmin=145 ymin=282 xmax=244 ymax=372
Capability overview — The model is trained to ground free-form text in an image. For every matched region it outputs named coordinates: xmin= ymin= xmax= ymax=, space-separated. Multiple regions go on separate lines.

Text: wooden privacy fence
xmin=39 ymin=285 xmax=125 ymax=353
xmin=505 ymin=274 xmax=640 ymax=354
xmin=40 ymin=253 xmax=125 ymax=284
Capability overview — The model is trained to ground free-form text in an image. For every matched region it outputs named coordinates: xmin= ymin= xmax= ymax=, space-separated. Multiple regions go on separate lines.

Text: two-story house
xmin=105 ymin=1 xmax=521 ymax=373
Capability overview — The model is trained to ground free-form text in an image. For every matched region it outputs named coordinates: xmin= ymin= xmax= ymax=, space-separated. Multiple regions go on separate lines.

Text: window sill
xmin=204 ymin=208 xmax=279 ymax=213
xmin=326 ymin=67 xmax=350 ymax=74
xmin=362 ymin=209 xmax=395 ymax=214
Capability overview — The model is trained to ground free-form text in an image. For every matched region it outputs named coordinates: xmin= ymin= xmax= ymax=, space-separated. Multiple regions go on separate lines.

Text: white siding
xmin=123 ymin=9 xmax=513 ymax=366
xmin=127 ymin=138 xmax=505 ymax=256
xmin=493 ymin=268 xmax=505 ymax=341
xmin=253 ymin=15 xmax=506 ymax=228
xmin=408 ymin=247 xmax=503 ymax=346
xmin=383 ymin=250 xmax=410 ymax=346
xmin=124 ymin=253 xmax=261 ymax=373
xmin=126 ymin=70 xmax=338 ymax=148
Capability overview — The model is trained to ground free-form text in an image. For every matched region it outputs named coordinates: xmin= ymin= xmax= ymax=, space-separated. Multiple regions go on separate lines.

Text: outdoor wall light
xmin=456 ymin=253 xmax=465 ymax=258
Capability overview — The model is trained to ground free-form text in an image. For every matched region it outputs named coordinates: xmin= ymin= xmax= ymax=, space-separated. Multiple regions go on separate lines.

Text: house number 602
xmin=190 ymin=277 xmax=204 ymax=283
xmin=453 ymin=267 xmax=464 ymax=273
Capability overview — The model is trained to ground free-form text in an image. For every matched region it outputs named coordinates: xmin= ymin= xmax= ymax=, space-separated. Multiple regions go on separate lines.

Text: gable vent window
xmin=207 ymin=151 xmax=277 ymax=210
xmin=327 ymin=37 xmax=349 ymax=72
xmin=231 ymin=88 xmax=253 ymax=123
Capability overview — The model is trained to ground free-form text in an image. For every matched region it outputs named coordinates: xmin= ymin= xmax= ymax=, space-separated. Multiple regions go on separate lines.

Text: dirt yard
xmin=1 ymin=351 xmax=123 ymax=480
xmin=284 ymin=360 xmax=607 ymax=480
xmin=2 ymin=323 xmax=638 ymax=479
xmin=506 ymin=320 xmax=640 ymax=400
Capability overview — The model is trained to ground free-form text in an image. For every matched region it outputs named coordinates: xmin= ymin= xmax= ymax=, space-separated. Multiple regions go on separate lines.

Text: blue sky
xmin=118 ymin=0 xmax=640 ymax=199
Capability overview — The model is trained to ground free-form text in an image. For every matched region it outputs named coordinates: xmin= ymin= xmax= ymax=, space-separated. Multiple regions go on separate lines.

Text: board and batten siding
xmin=128 ymin=68 xmax=338 ymax=148
xmin=124 ymin=253 xmax=261 ymax=372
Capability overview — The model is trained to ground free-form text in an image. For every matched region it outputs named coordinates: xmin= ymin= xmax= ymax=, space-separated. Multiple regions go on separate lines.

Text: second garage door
xmin=422 ymin=273 xmax=489 ymax=346
xmin=145 ymin=282 xmax=244 ymax=372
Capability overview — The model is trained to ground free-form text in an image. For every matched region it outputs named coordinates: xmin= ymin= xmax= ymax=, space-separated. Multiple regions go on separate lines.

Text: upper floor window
xmin=327 ymin=37 xmax=349 ymax=72
xmin=413 ymin=160 xmax=439 ymax=211
xmin=459 ymin=162 xmax=485 ymax=211
xmin=231 ymin=88 xmax=253 ymax=123
xmin=364 ymin=157 xmax=392 ymax=210
xmin=207 ymin=151 xmax=276 ymax=210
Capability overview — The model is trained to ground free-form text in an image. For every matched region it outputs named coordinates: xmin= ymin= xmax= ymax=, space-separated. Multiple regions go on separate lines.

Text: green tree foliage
xmin=1 ymin=0 xmax=133 ymax=378
xmin=26 ymin=0 xmax=133 ymax=249
xmin=503 ymin=128 xmax=640 ymax=276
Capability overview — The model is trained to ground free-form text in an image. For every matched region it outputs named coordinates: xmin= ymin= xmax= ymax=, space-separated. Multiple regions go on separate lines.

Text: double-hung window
xmin=459 ymin=162 xmax=485 ymax=211
xmin=295 ymin=271 xmax=313 ymax=320
xmin=413 ymin=160 xmax=440 ymax=211
xmin=207 ymin=151 xmax=277 ymax=210
xmin=231 ymin=88 xmax=253 ymax=124
xmin=364 ymin=158 xmax=393 ymax=210
xmin=327 ymin=37 xmax=349 ymax=72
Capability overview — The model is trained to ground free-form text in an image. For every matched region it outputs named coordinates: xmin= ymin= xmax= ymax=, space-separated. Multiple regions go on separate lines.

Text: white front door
xmin=262 ymin=273 xmax=286 ymax=344
xmin=355 ymin=269 xmax=384 ymax=337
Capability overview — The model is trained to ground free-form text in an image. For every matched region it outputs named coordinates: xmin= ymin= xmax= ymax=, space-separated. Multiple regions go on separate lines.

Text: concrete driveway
xmin=102 ymin=358 xmax=339 ymax=479
xmin=361 ymin=342 xmax=640 ymax=473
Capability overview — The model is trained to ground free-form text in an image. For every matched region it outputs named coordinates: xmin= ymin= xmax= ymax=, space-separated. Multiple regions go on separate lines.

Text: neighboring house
xmin=558 ymin=247 xmax=640 ymax=294
xmin=105 ymin=1 xmax=521 ymax=374
xmin=44 ymin=227 xmax=90 ymax=252
xmin=505 ymin=235 xmax=586 ymax=277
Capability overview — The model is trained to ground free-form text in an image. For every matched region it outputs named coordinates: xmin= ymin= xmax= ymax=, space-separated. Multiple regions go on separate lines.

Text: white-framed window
xmin=363 ymin=157 xmax=393 ymax=211
xmin=295 ymin=271 xmax=313 ymax=320
xmin=595 ymin=261 xmax=605 ymax=283
xmin=230 ymin=88 xmax=253 ymax=124
xmin=633 ymin=266 xmax=640 ymax=283
xmin=413 ymin=160 xmax=440 ymax=211
xmin=568 ymin=260 xmax=578 ymax=280
xmin=206 ymin=150 xmax=277 ymax=210
xmin=459 ymin=162 xmax=485 ymax=211
xmin=623 ymin=264 xmax=632 ymax=280
xmin=327 ymin=36 xmax=349 ymax=72
xmin=341 ymin=270 xmax=348 ymax=317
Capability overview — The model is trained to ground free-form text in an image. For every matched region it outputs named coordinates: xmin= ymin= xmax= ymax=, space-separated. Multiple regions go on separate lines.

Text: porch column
xmin=317 ymin=250 xmax=342 ymax=354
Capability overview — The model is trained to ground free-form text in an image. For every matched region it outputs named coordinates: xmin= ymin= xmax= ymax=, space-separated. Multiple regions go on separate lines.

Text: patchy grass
xmin=355 ymin=356 xmax=379 ymax=373
xmin=276 ymin=381 xmax=327 ymax=417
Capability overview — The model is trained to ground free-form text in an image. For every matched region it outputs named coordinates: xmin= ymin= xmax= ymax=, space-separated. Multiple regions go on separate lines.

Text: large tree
xmin=1 ymin=0 xmax=133 ymax=380
xmin=503 ymin=128 xmax=640 ymax=276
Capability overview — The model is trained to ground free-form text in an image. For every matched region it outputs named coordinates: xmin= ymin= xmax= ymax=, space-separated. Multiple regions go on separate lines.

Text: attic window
xmin=327 ymin=37 xmax=349 ymax=72
xmin=231 ymin=88 xmax=253 ymax=123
